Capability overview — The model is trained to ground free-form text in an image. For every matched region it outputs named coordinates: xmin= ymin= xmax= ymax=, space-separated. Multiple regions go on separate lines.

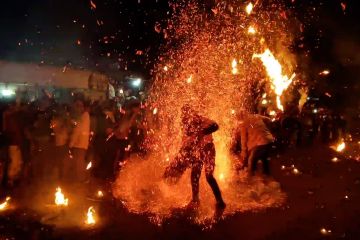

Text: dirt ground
xmin=1 ymin=140 xmax=360 ymax=239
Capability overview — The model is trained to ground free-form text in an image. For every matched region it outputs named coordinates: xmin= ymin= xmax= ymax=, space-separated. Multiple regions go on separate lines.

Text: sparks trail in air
xmin=114 ymin=0 xmax=300 ymax=225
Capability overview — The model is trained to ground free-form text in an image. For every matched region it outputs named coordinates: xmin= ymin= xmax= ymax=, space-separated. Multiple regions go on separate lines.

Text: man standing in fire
xmin=238 ymin=112 xmax=274 ymax=177
xmin=164 ymin=104 xmax=226 ymax=210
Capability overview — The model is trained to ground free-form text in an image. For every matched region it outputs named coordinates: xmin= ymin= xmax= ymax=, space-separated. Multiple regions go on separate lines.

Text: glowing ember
xmin=186 ymin=75 xmax=193 ymax=84
xmin=253 ymin=49 xmax=296 ymax=111
xmin=248 ymin=26 xmax=256 ymax=34
xmin=292 ymin=168 xmax=300 ymax=175
xmin=319 ymin=69 xmax=330 ymax=76
xmin=86 ymin=161 xmax=92 ymax=170
xmin=231 ymin=59 xmax=238 ymax=75
xmin=97 ymin=191 xmax=104 ymax=198
xmin=245 ymin=2 xmax=254 ymax=15
xmin=85 ymin=206 xmax=96 ymax=225
xmin=163 ymin=66 xmax=168 ymax=71
xmin=0 ymin=197 xmax=11 ymax=211
xmin=320 ymin=228 xmax=332 ymax=235
xmin=331 ymin=157 xmax=339 ymax=163
xmin=334 ymin=140 xmax=346 ymax=152
xmin=55 ymin=187 xmax=68 ymax=206
xmin=153 ymin=108 xmax=158 ymax=115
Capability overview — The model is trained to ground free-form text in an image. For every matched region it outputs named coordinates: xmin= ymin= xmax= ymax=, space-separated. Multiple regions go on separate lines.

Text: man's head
xmin=73 ymin=99 xmax=85 ymax=115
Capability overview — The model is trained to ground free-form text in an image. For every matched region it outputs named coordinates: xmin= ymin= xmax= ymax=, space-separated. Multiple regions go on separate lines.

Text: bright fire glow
xmin=253 ymin=49 xmax=296 ymax=111
xmin=245 ymin=2 xmax=254 ymax=15
xmin=85 ymin=206 xmax=96 ymax=225
xmin=55 ymin=187 xmax=68 ymax=206
xmin=0 ymin=197 xmax=11 ymax=211
xmin=86 ymin=161 xmax=92 ymax=170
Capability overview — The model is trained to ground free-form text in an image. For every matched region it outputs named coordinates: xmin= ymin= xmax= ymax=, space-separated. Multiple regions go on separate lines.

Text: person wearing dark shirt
xmin=164 ymin=104 xmax=226 ymax=210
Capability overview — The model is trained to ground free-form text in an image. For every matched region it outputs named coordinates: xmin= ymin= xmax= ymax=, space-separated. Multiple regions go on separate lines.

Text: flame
xmin=86 ymin=161 xmax=92 ymax=170
xmin=231 ymin=59 xmax=238 ymax=75
xmin=85 ymin=206 xmax=96 ymax=225
xmin=55 ymin=187 xmax=68 ymax=206
xmin=0 ymin=197 xmax=11 ymax=211
xmin=253 ymin=49 xmax=296 ymax=111
xmin=245 ymin=2 xmax=254 ymax=15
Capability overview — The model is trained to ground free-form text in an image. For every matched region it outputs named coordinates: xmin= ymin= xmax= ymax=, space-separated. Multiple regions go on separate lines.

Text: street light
xmin=131 ymin=78 xmax=142 ymax=88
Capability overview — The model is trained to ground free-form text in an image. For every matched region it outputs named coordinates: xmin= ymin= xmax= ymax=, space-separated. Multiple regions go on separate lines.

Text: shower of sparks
xmin=113 ymin=0 xmax=298 ymax=225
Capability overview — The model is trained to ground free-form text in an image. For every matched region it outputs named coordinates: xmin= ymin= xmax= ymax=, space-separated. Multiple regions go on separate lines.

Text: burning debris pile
xmin=113 ymin=0 xmax=300 ymax=225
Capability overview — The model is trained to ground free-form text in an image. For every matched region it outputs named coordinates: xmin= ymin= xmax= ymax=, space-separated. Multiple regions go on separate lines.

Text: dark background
xmin=0 ymin=0 xmax=359 ymax=106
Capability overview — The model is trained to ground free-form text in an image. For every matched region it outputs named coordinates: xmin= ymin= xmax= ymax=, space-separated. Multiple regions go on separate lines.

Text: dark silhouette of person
xmin=164 ymin=104 xmax=226 ymax=209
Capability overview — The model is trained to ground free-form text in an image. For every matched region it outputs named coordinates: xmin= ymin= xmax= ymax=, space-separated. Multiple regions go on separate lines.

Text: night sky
xmin=0 ymin=0 xmax=359 ymax=94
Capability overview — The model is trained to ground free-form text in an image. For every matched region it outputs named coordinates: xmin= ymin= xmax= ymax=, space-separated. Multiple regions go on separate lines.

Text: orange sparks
xmin=245 ymin=2 xmax=254 ymax=15
xmin=90 ymin=0 xmax=97 ymax=9
xmin=253 ymin=49 xmax=295 ymax=111
xmin=341 ymin=2 xmax=346 ymax=12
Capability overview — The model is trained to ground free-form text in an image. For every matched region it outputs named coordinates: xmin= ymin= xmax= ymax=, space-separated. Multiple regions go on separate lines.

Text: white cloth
xmin=241 ymin=114 xmax=274 ymax=152
xmin=70 ymin=112 xmax=90 ymax=150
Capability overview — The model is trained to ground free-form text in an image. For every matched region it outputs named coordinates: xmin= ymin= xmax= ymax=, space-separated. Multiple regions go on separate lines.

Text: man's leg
xmin=248 ymin=149 xmax=258 ymax=176
xmin=203 ymin=143 xmax=226 ymax=208
xmin=260 ymin=144 xmax=271 ymax=176
xmin=7 ymin=145 xmax=23 ymax=186
xmin=72 ymin=148 xmax=87 ymax=182
xmin=190 ymin=163 xmax=202 ymax=203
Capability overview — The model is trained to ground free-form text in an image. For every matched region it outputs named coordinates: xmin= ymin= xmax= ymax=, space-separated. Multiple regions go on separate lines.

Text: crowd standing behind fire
xmin=0 ymin=90 xmax=348 ymax=192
